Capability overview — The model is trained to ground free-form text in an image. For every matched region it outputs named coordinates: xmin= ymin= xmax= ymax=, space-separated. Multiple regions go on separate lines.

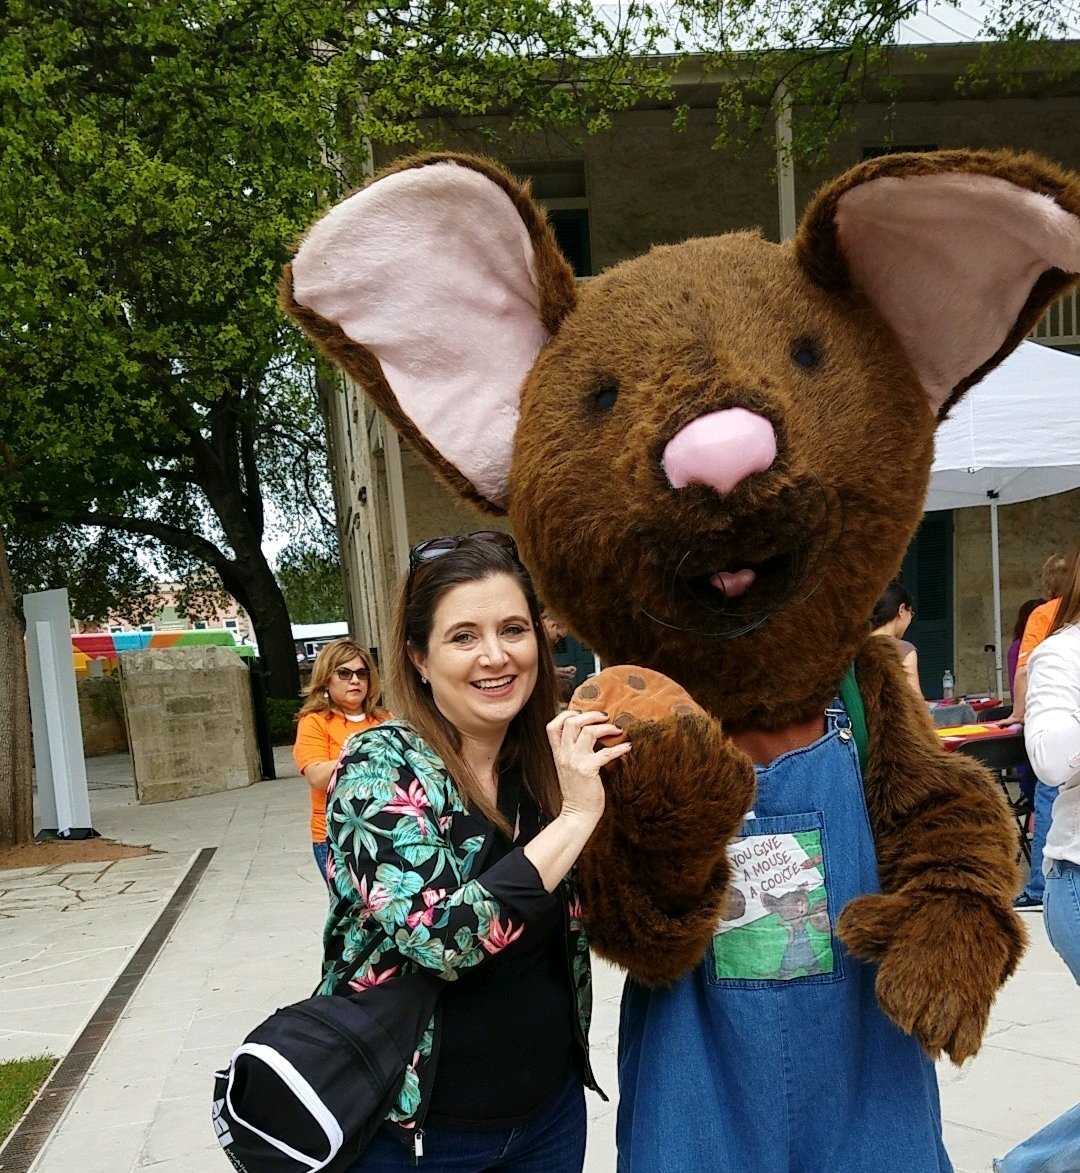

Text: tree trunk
xmin=0 ymin=527 xmax=34 ymax=848
xmin=220 ymin=555 xmax=300 ymax=700
xmin=185 ymin=420 xmax=302 ymax=702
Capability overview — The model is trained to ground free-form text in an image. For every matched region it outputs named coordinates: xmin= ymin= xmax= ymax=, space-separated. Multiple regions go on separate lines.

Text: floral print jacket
xmin=318 ymin=719 xmax=596 ymax=1146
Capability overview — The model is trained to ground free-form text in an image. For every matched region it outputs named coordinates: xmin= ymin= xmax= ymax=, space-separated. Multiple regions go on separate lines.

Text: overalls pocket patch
xmin=707 ymin=812 xmax=840 ymax=986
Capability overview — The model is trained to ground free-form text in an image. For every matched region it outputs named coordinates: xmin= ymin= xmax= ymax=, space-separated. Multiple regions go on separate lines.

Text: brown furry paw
xmin=602 ymin=710 xmax=756 ymax=851
xmin=576 ymin=710 xmax=757 ymax=984
xmin=837 ymin=890 xmax=1026 ymax=1063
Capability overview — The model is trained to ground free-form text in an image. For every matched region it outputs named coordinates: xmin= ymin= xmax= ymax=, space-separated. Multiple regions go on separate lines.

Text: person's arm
xmin=293 ymin=713 xmax=338 ymax=791
xmin=995 ymin=608 xmax=1049 ymax=724
xmin=901 ymin=649 xmax=924 ymax=700
xmin=303 ymin=760 xmax=337 ymax=792
xmin=328 ymin=723 xmax=621 ymax=978
xmin=1024 ymin=638 xmax=1080 ymax=788
xmin=995 ymin=662 xmax=1028 ymax=726
xmin=1012 ymin=663 xmax=1028 ymax=722
xmin=1002 ymin=606 xmax=1054 ymax=723
xmin=523 ymin=709 xmax=629 ymax=890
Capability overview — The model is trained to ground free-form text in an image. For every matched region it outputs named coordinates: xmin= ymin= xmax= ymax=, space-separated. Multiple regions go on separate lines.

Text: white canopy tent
xmin=926 ymin=341 xmax=1080 ymax=696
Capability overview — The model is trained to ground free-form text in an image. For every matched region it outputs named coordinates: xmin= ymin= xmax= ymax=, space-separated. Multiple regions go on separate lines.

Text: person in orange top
xmin=293 ymin=638 xmax=390 ymax=884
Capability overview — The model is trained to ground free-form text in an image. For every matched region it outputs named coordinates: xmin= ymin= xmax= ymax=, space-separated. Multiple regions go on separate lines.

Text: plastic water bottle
xmin=942 ymin=669 xmax=954 ymax=701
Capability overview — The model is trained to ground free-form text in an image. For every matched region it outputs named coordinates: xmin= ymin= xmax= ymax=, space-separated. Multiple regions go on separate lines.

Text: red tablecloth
xmin=936 ymin=723 xmax=1023 ymax=752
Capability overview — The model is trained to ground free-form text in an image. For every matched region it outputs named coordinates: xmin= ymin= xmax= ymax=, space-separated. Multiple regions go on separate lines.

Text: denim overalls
xmin=616 ymin=698 xmax=952 ymax=1173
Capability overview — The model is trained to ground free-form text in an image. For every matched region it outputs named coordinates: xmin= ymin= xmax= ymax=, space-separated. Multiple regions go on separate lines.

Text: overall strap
xmin=837 ymin=665 xmax=869 ymax=775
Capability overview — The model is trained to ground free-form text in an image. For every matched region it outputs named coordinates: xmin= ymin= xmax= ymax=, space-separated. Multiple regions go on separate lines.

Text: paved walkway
xmin=0 ymin=751 xmax=1077 ymax=1173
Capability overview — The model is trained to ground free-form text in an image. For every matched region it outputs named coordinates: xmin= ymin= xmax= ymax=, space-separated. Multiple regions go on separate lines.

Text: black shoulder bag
xmin=211 ymin=925 xmax=441 ymax=1172
xmin=212 ymin=762 xmax=524 ymax=1172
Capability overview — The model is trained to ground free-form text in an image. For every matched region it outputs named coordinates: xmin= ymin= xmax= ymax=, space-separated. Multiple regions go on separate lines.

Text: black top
xmin=424 ymin=773 xmax=576 ymax=1130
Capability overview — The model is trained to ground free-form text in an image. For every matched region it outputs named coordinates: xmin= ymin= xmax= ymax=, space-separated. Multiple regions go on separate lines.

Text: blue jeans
xmin=1045 ymin=861 xmax=1080 ymax=982
xmin=1021 ymin=782 xmax=1056 ymax=901
xmin=995 ymin=862 xmax=1080 ymax=1172
xmin=345 ymin=1075 xmax=586 ymax=1172
xmin=312 ymin=841 xmax=330 ymax=887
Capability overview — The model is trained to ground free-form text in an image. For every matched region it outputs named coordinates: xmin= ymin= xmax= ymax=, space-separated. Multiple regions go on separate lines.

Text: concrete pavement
xmin=0 ymin=750 xmax=1077 ymax=1173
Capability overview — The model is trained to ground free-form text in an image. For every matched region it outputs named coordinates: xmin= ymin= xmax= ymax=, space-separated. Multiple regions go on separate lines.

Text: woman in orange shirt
xmin=293 ymin=638 xmax=390 ymax=884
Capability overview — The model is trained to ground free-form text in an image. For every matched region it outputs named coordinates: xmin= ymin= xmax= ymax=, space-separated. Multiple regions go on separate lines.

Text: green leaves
xmin=374 ymin=862 xmax=424 ymax=923
xmin=276 ymin=542 xmax=346 ymax=624
xmin=393 ymin=924 xmax=446 ymax=971
xmin=1 ymin=0 xmax=331 ymax=520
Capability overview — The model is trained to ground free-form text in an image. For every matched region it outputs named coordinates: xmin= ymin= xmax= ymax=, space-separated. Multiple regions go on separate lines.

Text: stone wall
xmin=119 ymin=645 xmax=260 ymax=804
xmin=400 ymin=447 xmax=502 ymax=548
xmin=954 ymin=489 xmax=1080 ymax=697
xmin=77 ymin=678 xmax=128 ymax=757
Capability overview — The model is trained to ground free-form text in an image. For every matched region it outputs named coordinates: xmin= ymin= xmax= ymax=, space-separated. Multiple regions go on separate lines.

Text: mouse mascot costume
xmin=283 ymin=149 xmax=1080 ymax=1171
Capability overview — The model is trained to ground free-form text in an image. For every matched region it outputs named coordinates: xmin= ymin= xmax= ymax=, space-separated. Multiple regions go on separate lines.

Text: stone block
xmin=77 ymin=678 xmax=128 ymax=757
xmin=954 ymin=489 xmax=1080 ymax=696
xmin=119 ymin=646 xmax=259 ymax=804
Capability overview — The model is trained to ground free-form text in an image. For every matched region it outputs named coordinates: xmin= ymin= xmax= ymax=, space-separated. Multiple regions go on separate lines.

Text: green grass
xmin=0 ymin=1056 xmax=56 ymax=1142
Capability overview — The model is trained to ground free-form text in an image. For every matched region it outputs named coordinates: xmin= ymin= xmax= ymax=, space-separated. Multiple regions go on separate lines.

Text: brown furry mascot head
xmin=282 ymin=149 xmax=1080 ymax=730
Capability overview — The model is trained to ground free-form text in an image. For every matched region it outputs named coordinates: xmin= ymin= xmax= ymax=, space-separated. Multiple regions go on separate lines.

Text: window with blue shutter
xmin=900 ymin=512 xmax=954 ymax=699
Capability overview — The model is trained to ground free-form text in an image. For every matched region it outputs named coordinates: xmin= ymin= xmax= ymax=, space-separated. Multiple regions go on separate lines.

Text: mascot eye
xmin=791 ymin=340 xmax=822 ymax=370
xmin=590 ymin=375 xmax=620 ymax=413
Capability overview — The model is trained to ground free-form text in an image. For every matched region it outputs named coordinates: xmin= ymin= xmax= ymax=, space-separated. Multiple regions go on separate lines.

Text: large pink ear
xmin=282 ymin=154 xmax=577 ymax=513
xmin=796 ymin=151 xmax=1080 ymax=416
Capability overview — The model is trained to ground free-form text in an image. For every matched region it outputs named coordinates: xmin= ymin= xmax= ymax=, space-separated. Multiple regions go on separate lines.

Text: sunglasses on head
xmin=333 ymin=667 xmax=370 ymax=682
xmin=408 ymin=530 xmax=519 ymax=572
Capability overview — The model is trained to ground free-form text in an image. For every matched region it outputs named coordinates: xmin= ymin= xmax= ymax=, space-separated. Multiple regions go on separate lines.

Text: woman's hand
xmin=524 ymin=710 xmax=632 ymax=892
xmin=546 ymin=708 xmax=632 ymax=823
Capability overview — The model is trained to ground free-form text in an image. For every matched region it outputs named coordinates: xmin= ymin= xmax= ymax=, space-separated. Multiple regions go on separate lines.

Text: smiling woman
xmin=317 ymin=533 xmax=629 ymax=1172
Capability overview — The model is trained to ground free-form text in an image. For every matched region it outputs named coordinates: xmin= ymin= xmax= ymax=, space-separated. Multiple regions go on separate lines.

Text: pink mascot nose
xmin=662 ymin=407 xmax=777 ymax=495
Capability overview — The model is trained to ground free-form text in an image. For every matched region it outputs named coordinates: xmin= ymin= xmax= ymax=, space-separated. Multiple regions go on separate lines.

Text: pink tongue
xmin=710 ymin=569 xmax=756 ymax=598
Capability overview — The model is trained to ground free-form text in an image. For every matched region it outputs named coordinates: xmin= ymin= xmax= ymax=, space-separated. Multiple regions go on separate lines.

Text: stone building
xmin=321 ymin=33 xmax=1080 ymax=699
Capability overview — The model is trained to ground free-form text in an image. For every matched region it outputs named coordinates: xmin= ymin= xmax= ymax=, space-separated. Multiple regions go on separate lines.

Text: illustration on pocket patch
xmin=712 ymin=829 xmax=833 ymax=981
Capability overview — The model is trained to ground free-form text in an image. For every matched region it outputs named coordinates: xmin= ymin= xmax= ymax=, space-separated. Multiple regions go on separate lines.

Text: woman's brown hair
xmin=298 ymin=638 xmax=388 ymax=720
xmin=389 ymin=538 xmax=560 ymax=833
xmin=1013 ymin=597 xmax=1045 ymax=643
xmin=1047 ymin=549 xmax=1080 ymax=639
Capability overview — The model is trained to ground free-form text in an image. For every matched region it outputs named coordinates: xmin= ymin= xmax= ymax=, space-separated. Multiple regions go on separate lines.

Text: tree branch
xmin=56 ymin=508 xmax=232 ymax=576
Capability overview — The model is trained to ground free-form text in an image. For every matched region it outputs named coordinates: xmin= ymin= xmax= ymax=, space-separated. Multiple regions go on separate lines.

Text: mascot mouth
xmin=687 ymin=551 xmax=795 ymax=601
xmin=682 ymin=550 xmax=796 ymax=606
xmin=641 ymin=479 xmax=844 ymax=640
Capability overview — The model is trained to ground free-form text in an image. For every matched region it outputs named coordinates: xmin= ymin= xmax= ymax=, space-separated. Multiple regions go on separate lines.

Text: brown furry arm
xmin=577 ymin=711 xmax=756 ymax=987
xmin=836 ymin=636 xmax=1027 ymax=1063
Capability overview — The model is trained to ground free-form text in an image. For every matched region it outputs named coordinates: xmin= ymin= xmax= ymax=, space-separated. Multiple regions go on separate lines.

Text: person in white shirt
xmin=994 ymin=548 xmax=1080 ymax=1173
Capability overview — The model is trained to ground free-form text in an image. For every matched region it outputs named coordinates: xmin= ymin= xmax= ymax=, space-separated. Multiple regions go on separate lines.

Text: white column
xmin=775 ymin=83 xmax=797 ymax=242
xmin=381 ymin=417 xmax=411 ymax=581
xmin=990 ymin=498 xmax=1004 ymax=698
xmin=24 ymin=589 xmax=94 ymax=836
